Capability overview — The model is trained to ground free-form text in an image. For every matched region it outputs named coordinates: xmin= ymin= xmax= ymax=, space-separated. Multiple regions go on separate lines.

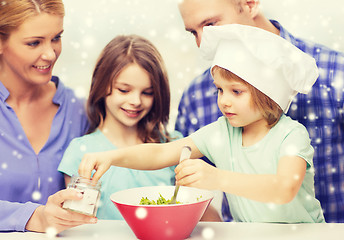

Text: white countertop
xmin=1 ymin=220 xmax=343 ymax=240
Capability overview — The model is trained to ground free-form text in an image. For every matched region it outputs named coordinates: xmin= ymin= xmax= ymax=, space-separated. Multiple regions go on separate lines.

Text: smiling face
xmin=0 ymin=13 xmax=63 ymax=87
xmin=104 ymin=63 xmax=154 ymax=130
xmin=178 ymin=0 xmax=256 ymax=47
xmin=212 ymin=68 xmax=267 ymax=130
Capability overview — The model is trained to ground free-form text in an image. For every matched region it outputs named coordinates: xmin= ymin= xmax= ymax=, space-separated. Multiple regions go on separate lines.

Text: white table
xmin=1 ymin=220 xmax=343 ymax=240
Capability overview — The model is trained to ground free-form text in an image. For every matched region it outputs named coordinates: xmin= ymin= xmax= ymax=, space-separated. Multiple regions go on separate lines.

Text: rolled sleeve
xmin=0 ymin=201 xmax=41 ymax=232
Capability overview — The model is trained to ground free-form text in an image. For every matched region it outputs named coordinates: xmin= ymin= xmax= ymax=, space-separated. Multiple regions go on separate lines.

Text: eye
xmin=143 ymin=91 xmax=154 ymax=96
xmin=52 ymin=34 xmax=62 ymax=42
xmin=216 ymin=88 xmax=223 ymax=94
xmin=233 ymin=89 xmax=242 ymax=95
xmin=205 ymin=21 xmax=216 ymax=27
xmin=27 ymin=40 xmax=40 ymax=47
xmin=117 ymin=88 xmax=128 ymax=93
xmin=189 ymin=30 xmax=197 ymax=38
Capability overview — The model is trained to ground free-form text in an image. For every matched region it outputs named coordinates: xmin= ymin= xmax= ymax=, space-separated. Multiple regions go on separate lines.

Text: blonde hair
xmin=0 ymin=0 xmax=65 ymax=41
xmin=212 ymin=65 xmax=283 ymax=128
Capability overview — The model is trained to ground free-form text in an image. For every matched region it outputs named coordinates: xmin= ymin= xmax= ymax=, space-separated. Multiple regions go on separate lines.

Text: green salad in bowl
xmin=139 ymin=194 xmax=181 ymax=205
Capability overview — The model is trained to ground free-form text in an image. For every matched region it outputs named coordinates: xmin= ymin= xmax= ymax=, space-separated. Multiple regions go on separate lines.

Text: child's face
xmin=213 ymin=71 xmax=265 ymax=129
xmin=105 ymin=63 xmax=154 ymax=129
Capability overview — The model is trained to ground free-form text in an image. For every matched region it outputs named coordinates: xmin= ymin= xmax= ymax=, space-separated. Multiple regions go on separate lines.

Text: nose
xmin=41 ymin=44 xmax=57 ymax=61
xmin=218 ymin=92 xmax=232 ymax=108
xmin=129 ymin=92 xmax=142 ymax=106
xmin=196 ymin=31 xmax=202 ymax=48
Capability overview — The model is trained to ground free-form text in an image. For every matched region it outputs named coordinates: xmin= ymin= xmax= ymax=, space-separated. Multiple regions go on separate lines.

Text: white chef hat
xmin=200 ymin=24 xmax=318 ymax=113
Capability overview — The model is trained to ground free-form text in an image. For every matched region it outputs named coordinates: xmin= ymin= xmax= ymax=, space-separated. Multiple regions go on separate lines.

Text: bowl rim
xmin=110 ymin=185 xmax=214 ymax=207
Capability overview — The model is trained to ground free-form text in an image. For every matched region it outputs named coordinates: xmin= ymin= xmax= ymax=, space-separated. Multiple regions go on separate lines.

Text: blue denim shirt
xmin=0 ymin=76 xmax=88 ymax=231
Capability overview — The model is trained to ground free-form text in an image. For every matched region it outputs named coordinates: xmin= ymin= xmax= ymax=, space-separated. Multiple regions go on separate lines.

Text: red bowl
xmin=110 ymin=186 xmax=214 ymax=240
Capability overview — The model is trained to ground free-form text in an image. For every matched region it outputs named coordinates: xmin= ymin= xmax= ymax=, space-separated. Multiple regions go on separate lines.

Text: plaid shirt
xmin=175 ymin=20 xmax=344 ymax=223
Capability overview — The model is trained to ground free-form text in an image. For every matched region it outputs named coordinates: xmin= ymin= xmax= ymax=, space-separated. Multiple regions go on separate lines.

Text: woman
xmin=0 ymin=0 xmax=96 ymax=233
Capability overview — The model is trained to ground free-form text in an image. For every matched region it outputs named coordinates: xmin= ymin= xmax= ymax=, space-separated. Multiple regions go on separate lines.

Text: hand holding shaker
xmin=63 ymin=176 xmax=101 ymax=216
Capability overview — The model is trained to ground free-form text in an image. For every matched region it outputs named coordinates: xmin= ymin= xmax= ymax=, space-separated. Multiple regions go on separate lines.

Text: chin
xmin=34 ymin=74 xmax=53 ymax=85
xmin=226 ymin=120 xmax=242 ymax=128
xmin=121 ymin=119 xmax=140 ymax=128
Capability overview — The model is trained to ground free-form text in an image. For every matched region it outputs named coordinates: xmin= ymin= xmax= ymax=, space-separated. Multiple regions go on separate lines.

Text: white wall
xmin=54 ymin=0 xmax=344 ymax=129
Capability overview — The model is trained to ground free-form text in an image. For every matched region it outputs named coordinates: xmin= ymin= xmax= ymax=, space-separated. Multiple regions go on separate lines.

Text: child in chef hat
xmin=78 ymin=24 xmax=325 ymax=223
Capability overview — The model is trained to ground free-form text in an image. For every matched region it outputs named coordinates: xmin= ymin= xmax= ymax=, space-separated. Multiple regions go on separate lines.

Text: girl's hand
xmin=26 ymin=189 xmax=97 ymax=234
xmin=175 ymin=159 xmax=221 ymax=190
xmin=78 ymin=151 xmax=113 ymax=183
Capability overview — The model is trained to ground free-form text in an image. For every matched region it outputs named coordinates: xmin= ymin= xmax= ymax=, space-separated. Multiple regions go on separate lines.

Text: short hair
xmin=0 ymin=0 xmax=65 ymax=41
xmin=87 ymin=34 xmax=172 ymax=143
xmin=212 ymin=65 xmax=283 ymax=128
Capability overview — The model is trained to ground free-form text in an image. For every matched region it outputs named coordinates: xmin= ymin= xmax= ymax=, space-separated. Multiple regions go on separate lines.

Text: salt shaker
xmin=62 ymin=176 xmax=101 ymax=217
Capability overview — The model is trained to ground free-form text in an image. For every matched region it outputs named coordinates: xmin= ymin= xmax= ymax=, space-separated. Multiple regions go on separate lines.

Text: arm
xmin=78 ymin=137 xmax=203 ymax=183
xmin=176 ymin=155 xmax=307 ymax=204
xmin=0 ymin=201 xmax=40 ymax=232
xmin=0 ymin=189 xmax=96 ymax=233
xmin=200 ymin=204 xmax=223 ymax=222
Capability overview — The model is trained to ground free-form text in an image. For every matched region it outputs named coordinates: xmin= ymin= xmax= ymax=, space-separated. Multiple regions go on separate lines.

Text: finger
xmin=89 ymin=162 xmax=110 ymax=183
xmin=48 ymin=189 xmax=83 ymax=206
xmin=175 ymin=162 xmax=198 ymax=181
xmin=175 ymin=159 xmax=193 ymax=175
xmin=90 ymin=168 xmax=103 ymax=183
xmin=176 ymin=173 xmax=198 ymax=187
xmin=78 ymin=155 xmax=95 ymax=179
xmin=45 ymin=201 xmax=97 ymax=225
xmin=47 ymin=216 xmax=97 ymax=234
xmin=54 ymin=210 xmax=97 ymax=225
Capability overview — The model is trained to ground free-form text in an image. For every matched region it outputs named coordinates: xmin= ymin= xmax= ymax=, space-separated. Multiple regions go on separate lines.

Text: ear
xmin=245 ymin=0 xmax=260 ymax=18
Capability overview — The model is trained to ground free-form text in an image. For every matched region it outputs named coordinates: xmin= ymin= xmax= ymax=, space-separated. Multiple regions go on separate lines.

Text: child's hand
xmin=78 ymin=151 xmax=113 ymax=183
xmin=175 ymin=159 xmax=220 ymax=190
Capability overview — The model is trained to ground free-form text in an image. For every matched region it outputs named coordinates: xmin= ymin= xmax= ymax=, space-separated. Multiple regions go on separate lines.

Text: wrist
xmin=109 ymin=149 xmax=120 ymax=166
xmin=217 ymin=169 xmax=230 ymax=193
xmin=26 ymin=205 xmax=47 ymax=233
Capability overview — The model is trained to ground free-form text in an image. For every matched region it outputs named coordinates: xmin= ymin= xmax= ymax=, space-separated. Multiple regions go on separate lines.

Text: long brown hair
xmin=212 ymin=65 xmax=283 ymax=128
xmin=0 ymin=0 xmax=64 ymax=42
xmin=87 ymin=35 xmax=172 ymax=143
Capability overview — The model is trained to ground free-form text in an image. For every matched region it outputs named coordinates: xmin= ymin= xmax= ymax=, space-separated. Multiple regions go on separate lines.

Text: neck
xmin=242 ymin=118 xmax=270 ymax=147
xmin=2 ymin=80 xmax=54 ymax=108
xmin=99 ymin=119 xmax=142 ymax=148
xmin=0 ymin=72 xmax=45 ymax=105
xmin=254 ymin=13 xmax=280 ymax=35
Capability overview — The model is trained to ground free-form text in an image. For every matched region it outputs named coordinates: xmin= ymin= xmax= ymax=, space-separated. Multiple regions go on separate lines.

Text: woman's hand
xmin=175 ymin=159 xmax=221 ymax=190
xmin=78 ymin=151 xmax=114 ymax=183
xmin=26 ymin=188 xmax=97 ymax=234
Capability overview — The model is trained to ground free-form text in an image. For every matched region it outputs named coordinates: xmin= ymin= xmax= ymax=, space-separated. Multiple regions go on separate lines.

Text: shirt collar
xmin=0 ymin=81 xmax=10 ymax=102
xmin=51 ymin=76 xmax=65 ymax=105
xmin=270 ymin=20 xmax=297 ymax=45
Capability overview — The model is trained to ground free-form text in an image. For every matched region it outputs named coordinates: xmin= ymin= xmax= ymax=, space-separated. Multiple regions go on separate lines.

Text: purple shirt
xmin=0 ymin=76 xmax=88 ymax=232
